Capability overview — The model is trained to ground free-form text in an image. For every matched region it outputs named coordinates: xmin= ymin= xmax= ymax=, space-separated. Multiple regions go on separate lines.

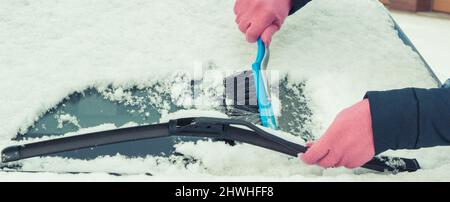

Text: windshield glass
xmin=14 ymin=77 xmax=312 ymax=160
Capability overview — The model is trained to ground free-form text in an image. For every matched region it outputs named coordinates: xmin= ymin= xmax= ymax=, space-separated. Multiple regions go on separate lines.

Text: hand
xmin=234 ymin=0 xmax=292 ymax=46
xmin=300 ymin=99 xmax=376 ymax=169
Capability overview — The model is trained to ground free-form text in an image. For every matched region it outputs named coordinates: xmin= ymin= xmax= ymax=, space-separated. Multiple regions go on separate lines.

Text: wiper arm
xmin=1 ymin=117 xmax=420 ymax=173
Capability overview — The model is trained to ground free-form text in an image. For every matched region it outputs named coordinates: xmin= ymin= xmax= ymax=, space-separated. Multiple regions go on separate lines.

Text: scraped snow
xmin=56 ymin=114 xmax=80 ymax=129
xmin=0 ymin=0 xmax=448 ymax=181
xmin=159 ymin=110 xmax=228 ymax=123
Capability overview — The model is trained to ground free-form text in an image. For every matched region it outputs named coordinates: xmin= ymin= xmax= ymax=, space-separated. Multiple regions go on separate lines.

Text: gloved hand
xmin=300 ymin=99 xmax=375 ymax=169
xmin=234 ymin=0 xmax=292 ymax=46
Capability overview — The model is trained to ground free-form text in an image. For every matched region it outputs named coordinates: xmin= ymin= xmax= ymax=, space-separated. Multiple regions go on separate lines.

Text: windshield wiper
xmin=1 ymin=117 xmax=420 ymax=173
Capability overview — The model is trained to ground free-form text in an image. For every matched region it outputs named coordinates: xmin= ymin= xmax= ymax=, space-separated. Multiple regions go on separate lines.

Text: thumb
xmin=300 ymin=142 xmax=330 ymax=165
xmin=261 ymin=24 xmax=279 ymax=47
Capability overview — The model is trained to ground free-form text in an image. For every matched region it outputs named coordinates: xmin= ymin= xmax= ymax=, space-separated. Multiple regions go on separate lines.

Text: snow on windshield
xmin=1 ymin=0 xmax=448 ymax=181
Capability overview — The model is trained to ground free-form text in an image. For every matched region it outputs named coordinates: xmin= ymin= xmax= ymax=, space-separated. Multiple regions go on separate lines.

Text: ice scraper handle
xmin=252 ymin=38 xmax=278 ymax=129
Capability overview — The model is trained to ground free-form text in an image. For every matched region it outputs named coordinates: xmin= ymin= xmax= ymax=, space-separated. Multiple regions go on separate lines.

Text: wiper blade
xmin=1 ymin=117 xmax=420 ymax=173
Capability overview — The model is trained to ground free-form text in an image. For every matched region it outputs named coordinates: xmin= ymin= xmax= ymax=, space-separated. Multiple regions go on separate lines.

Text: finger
xmin=234 ymin=0 xmax=250 ymax=15
xmin=261 ymin=24 xmax=279 ymax=47
xmin=301 ymin=144 xmax=330 ymax=165
xmin=306 ymin=142 xmax=314 ymax=148
xmin=234 ymin=1 xmax=239 ymax=14
xmin=317 ymin=153 xmax=340 ymax=168
xmin=235 ymin=12 xmax=249 ymax=24
xmin=235 ymin=13 xmax=242 ymax=24
xmin=245 ymin=15 xmax=274 ymax=43
xmin=238 ymin=21 xmax=251 ymax=34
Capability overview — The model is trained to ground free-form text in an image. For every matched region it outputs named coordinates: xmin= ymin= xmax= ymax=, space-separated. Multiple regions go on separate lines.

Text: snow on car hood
xmin=1 ymin=0 xmax=448 ymax=181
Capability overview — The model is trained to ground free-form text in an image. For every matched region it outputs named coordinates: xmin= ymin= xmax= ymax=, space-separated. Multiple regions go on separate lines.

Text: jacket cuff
xmin=289 ymin=0 xmax=311 ymax=15
xmin=364 ymin=88 xmax=419 ymax=155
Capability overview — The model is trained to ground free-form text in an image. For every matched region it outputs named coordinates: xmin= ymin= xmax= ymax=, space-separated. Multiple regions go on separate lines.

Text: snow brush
xmin=1 ymin=39 xmax=421 ymax=173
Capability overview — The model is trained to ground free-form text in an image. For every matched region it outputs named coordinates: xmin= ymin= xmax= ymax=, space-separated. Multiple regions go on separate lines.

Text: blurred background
xmin=380 ymin=0 xmax=450 ymax=81
xmin=381 ymin=0 xmax=449 ymax=13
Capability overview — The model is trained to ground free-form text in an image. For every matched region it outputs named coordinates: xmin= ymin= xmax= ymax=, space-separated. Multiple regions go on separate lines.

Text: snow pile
xmin=55 ymin=114 xmax=80 ymax=129
xmin=0 ymin=0 xmax=448 ymax=181
xmin=390 ymin=12 xmax=450 ymax=82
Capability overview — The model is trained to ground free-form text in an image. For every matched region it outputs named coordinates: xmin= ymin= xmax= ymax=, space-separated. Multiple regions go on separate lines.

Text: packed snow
xmin=391 ymin=11 xmax=450 ymax=82
xmin=1 ymin=0 xmax=449 ymax=181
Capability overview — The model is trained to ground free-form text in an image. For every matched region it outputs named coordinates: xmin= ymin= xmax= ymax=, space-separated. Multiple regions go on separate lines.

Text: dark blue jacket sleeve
xmin=365 ymin=87 xmax=450 ymax=155
xmin=290 ymin=0 xmax=311 ymax=15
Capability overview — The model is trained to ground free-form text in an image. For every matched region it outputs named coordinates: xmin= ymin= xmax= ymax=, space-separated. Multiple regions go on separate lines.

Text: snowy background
xmin=0 ymin=0 xmax=449 ymax=181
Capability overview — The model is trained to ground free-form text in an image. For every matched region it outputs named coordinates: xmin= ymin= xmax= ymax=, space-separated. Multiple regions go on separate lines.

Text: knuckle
xmin=246 ymin=32 xmax=258 ymax=42
xmin=255 ymin=2 xmax=275 ymax=14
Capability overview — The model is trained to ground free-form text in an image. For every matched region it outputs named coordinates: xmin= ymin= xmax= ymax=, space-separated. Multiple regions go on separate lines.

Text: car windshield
xmin=14 ymin=77 xmax=312 ymax=160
